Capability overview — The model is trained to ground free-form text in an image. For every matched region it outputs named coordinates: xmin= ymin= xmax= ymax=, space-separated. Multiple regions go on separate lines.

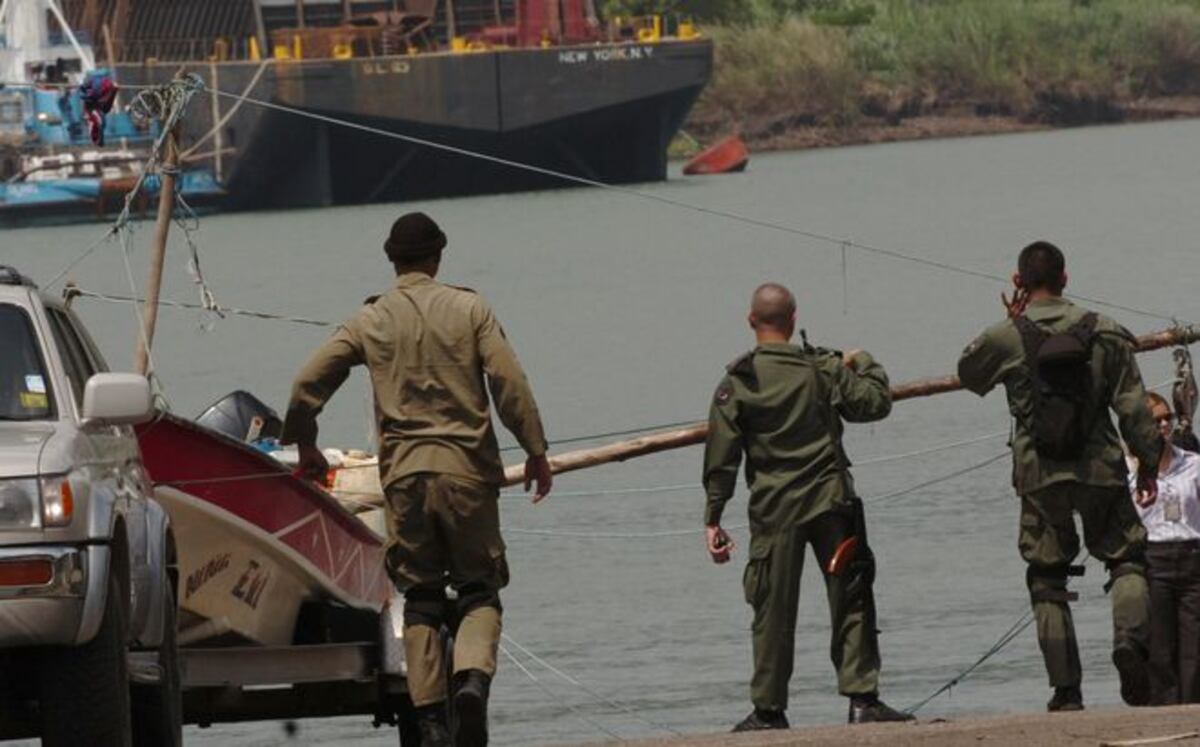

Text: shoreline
xmin=573 ymin=704 xmax=1200 ymax=746
xmin=682 ymin=95 xmax=1200 ymax=156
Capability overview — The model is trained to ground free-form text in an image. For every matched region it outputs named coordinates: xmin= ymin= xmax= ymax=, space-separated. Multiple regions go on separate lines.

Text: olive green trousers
xmin=743 ymin=510 xmax=880 ymax=711
xmin=1020 ymin=482 xmax=1150 ymax=688
xmin=385 ymin=473 xmax=508 ymax=707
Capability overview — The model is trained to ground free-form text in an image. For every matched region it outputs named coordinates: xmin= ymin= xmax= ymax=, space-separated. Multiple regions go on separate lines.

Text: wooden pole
xmin=500 ymin=324 xmax=1200 ymax=487
xmin=135 ymin=126 xmax=180 ymax=376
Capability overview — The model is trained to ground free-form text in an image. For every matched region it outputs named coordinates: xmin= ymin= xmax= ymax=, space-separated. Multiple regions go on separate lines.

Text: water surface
xmin=4 ymin=118 xmax=1199 ymax=745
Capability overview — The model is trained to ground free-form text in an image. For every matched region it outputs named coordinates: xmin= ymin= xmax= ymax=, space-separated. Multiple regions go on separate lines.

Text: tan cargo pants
xmin=385 ymin=472 xmax=509 ymax=707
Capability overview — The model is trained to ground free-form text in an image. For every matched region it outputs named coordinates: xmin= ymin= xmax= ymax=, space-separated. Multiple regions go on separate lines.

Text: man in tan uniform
xmin=281 ymin=212 xmax=553 ymax=747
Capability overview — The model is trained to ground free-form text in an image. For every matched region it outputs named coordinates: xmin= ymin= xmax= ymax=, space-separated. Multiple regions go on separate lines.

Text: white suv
xmin=0 ymin=265 xmax=180 ymax=747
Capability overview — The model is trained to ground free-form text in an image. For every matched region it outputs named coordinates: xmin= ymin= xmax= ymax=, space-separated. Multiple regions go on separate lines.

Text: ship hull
xmin=117 ymin=39 xmax=712 ymax=210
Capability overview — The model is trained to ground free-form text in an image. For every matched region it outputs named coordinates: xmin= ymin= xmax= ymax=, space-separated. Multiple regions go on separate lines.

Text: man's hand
xmin=842 ymin=349 xmax=863 ymax=370
xmin=297 ymin=443 xmax=330 ymax=483
xmin=1001 ymin=287 xmax=1029 ymax=319
xmin=524 ymin=454 xmax=553 ymax=504
xmin=1136 ymin=469 xmax=1159 ymax=508
xmin=706 ymin=525 xmax=734 ymax=564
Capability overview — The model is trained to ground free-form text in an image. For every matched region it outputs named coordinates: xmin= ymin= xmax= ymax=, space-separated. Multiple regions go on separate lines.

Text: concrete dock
xmin=576 ymin=705 xmax=1200 ymax=746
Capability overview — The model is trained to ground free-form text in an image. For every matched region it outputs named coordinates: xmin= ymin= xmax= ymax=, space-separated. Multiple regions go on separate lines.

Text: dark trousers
xmin=743 ymin=509 xmax=880 ymax=711
xmin=1147 ymin=540 xmax=1200 ymax=704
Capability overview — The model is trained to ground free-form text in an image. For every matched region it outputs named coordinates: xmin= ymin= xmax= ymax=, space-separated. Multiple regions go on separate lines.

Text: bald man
xmin=703 ymin=283 xmax=912 ymax=729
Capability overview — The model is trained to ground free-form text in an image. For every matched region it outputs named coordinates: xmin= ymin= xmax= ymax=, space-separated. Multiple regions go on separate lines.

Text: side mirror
xmin=82 ymin=373 xmax=153 ymax=426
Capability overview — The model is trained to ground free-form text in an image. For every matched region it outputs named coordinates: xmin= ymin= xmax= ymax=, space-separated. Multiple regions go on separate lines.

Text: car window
xmin=0 ymin=304 xmax=56 ymax=420
xmin=63 ymin=308 xmax=109 ymax=373
xmin=46 ymin=307 xmax=96 ymax=409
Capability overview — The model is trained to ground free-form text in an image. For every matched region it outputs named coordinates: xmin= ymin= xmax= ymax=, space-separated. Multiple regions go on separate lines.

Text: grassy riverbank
xmin=683 ymin=0 xmax=1200 ymax=152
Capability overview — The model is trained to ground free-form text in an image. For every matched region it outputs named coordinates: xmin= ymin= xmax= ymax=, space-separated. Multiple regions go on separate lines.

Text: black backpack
xmin=1014 ymin=312 xmax=1099 ymax=461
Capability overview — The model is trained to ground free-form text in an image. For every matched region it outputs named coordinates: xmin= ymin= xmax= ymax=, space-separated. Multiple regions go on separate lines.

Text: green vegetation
xmin=670 ymin=0 xmax=1200 ymax=136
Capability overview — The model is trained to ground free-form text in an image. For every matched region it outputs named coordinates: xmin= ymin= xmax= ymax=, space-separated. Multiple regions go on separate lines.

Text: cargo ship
xmin=40 ymin=0 xmax=713 ymax=212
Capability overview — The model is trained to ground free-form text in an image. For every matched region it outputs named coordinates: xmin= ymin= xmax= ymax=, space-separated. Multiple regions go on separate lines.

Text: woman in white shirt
xmin=1132 ymin=392 xmax=1200 ymax=704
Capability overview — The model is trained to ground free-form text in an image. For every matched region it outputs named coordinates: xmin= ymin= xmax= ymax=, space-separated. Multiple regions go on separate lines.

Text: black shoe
xmin=731 ymin=708 xmax=789 ymax=732
xmin=1046 ymin=686 xmax=1084 ymax=712
xmin=1113 ymin=642 xmax=1151 ymax=706
xmin=416 ymin=703 xmax=452 ymax=747
xmin=848 ymin=695 xmax=916 ymax=724
xmin=452 ymin=669 xmax=491 ymax=747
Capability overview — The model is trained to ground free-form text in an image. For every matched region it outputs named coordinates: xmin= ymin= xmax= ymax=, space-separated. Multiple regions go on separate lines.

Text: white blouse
xmin=1131 ymin=446 xmax=1200 ymax=543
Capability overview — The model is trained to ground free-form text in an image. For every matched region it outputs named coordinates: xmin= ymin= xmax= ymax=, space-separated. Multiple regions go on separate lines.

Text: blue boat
xmin=0 ymin=2 xmax=221 ymax=226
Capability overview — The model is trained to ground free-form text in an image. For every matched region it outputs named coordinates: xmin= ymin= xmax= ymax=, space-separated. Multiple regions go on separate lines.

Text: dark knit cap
xmin=384 ymin=212 xmax=447 ymax=262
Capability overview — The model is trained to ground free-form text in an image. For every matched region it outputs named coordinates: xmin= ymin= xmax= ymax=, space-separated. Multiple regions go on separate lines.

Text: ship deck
xmin=574 ymin=704 xmax=1200 ymax=746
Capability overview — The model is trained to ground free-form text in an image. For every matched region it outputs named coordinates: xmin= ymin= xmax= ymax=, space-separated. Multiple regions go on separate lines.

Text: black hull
xmin=117 ymin=39 xmax=712 ymax=211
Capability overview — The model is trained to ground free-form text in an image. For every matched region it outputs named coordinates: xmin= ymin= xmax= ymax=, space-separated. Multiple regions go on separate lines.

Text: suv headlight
xmin=0 ymin=479 xmax=41 ymax=529
xmin=40 ymin=477 xmax=74 ymax=527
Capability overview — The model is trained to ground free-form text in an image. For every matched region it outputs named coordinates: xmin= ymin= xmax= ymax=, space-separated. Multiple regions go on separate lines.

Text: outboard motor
xmin=196 ymin=391 xmax=283 ymax=443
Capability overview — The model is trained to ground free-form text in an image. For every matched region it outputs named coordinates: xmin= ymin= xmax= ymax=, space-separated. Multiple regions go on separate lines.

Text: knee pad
xmin=1027 ymin=564 xmax=1083 ymax=603
xmin=456 ymin=581 xmax=502 ymax=618
xmin=404 ymin=586 xmax=449 ymax=628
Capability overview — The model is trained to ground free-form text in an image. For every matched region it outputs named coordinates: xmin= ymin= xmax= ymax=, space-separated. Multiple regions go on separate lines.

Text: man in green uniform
xmin=703 ymin=282 xmax=913 ymax=730
xmin=958 ymin=240 xmax=1162 ymax=712
xmin=281 ymin=212 xmax=553 ymax=747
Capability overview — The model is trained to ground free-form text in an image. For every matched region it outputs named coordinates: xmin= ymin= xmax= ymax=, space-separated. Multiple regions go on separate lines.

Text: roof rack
xmin=0 ymin=266 xmax=37 ymax=288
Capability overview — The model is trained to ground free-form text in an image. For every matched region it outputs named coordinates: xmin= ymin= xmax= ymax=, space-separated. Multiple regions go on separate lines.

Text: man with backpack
xmin=958 ymin=241 xmax=1164 ymax=712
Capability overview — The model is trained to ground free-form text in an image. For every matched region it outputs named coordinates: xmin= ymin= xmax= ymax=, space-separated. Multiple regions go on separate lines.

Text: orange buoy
xmin=683 ymin=134 xmax=749 ymax=176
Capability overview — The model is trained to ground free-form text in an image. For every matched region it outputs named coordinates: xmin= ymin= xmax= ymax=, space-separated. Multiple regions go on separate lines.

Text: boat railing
xmin=112 ymin=14 xmax=701 ymax=65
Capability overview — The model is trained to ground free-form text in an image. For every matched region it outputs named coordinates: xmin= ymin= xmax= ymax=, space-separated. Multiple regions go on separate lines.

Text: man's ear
xmin=1012 ymin=271 xmax=1024 ymax=289
xmin=747 ymin=312 xmax=758 ymax=330
xmin=1060 ymin=272 xmax=1068 ymax=291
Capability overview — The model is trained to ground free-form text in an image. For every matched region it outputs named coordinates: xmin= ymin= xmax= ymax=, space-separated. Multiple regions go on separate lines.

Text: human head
xmin=748 ymin=283 xmax=796 ymax=339
xmin=384 ymin=212 xmax=446 ymax=276
xmin=1015 ymin=241 xmax=1067 ymax=295
xmin=1146 ymin=392 xmax=1174 ymax=442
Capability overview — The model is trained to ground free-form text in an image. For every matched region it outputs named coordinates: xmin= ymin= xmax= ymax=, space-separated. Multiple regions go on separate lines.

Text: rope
xmin=204 ymin=84 xmax=1186 ymax=326
xmin=904 ymin=609 xmax=1036 ymax=715
xmin=871 ymin=452 xmax=1009 ymax=503
xmin=67 ymin=288 xmax=335 ymax=327
xmin=180 ymin=60 xmax=271 ymax=160
xmin=499 ymin=645 xmax=627 ymax=742
xmin=501 ymin=633 xmax=682 ymax=737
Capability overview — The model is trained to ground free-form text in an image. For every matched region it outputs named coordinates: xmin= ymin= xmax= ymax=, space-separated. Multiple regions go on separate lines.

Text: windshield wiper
xmin=0 ymin=415 xmax=40 ymax=422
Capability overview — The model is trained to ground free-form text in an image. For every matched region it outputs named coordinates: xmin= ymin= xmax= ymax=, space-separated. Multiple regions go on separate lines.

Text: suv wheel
xmin=39 ymin=570 xmax=132 ymax=747
xmin=132 ymin=574 xmax=182 ymax=746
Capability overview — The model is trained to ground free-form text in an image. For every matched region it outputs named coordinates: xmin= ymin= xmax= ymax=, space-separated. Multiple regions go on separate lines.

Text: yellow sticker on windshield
xmin=19 ymin=392 xmax=48 ymax=410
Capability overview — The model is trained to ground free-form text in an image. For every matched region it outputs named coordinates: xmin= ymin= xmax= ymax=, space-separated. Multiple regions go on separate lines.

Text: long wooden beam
xmin=500 ymin=324 xmax=1200 ymax=487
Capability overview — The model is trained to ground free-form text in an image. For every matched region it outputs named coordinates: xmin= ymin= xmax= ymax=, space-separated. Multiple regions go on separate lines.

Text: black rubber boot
xmin=1113 ymin=642 xmax=1151 ymax=706
xmin=416 ymin=702 xmax=451 ymax=747
xmin=1047 ymin=686 xmax=1084 ymax=712
xmin=731 ymin=708 xmax=789 ymax=732
xmin=452 ymin=669 xmax=491 ymax=747
xmin=847 ymin=694 xmax=916 ymax=724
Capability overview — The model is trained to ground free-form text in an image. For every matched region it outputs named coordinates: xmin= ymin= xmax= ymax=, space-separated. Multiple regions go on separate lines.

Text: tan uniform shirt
xmin=281 ymin=272 xmax=548 ymax=488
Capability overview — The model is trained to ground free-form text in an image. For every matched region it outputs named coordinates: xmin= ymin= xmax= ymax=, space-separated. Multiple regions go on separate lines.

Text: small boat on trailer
xmin=135 ymin=413 xmax=391 ymax=647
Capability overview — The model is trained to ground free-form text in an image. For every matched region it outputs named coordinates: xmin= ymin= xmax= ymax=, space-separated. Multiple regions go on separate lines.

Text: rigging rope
xmin=499 ymin=645 xmax=627 ymax=741
xmin=501 ymin=633 xmax=682 ymax=737
xmin=201 ymin=84 xmax=1186 ymax=326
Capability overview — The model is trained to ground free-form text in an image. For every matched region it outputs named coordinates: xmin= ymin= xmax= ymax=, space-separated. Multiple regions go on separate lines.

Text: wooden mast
xmin=499 ymin=324 xmax=1200 ymax=487
xmin=134 ymin=124 xmax=181 ymax=376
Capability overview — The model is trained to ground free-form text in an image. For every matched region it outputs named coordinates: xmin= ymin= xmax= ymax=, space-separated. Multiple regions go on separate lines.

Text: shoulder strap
xmin=1014 ymin=315 xmax=1047 ymax=360
xmin=1069 ymin=312 xmax=1099 ymax=345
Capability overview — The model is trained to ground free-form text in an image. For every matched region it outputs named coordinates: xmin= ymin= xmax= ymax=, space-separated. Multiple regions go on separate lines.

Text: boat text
xmin=232 ymin=559 xmax=270 ymax=610
xmin=185 ymin=552 xmax=232 ymax=599
xmin=362 ymin=61 xmax=412 ymax=76
xmin=558 ymin=46 xmax=655 ymax=65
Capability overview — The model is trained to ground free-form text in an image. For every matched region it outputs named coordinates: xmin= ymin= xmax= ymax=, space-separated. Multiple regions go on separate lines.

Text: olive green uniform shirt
xmin=957 ymin=297 xmax=1162 ymax=495
xmin=281 ymin=272 xmax=548 ymax=488
xmin=702 ymin=344 xmax=892 ymax=533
